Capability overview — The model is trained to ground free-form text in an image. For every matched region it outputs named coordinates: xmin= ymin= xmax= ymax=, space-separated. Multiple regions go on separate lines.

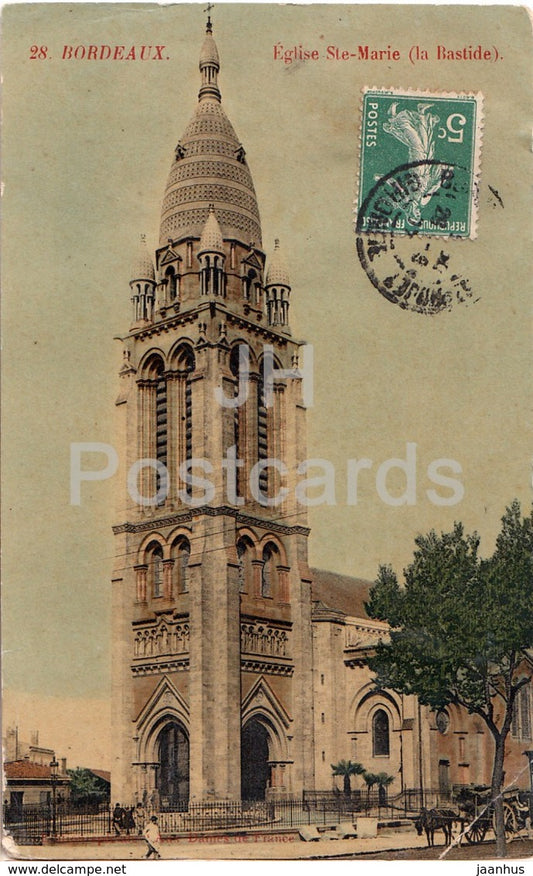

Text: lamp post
xmin=49 ymin=759 xmax=59 ymax=836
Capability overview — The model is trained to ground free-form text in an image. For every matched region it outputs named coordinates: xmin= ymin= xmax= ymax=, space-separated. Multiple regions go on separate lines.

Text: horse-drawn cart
xmin=414 ymin=786 xmax=530 ymax=847
xmin=454 ymin=785 xmax=530 ymax=844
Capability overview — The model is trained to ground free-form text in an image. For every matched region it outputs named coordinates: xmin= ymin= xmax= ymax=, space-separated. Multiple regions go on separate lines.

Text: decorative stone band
xmin=240 ymin=620 xmax=291 ymax=658
xmin=133 ymin=618 xmax=190 ymax=658
xmin=131 ymin=657 xmax=189 ymax=677
xmin=113 ymin=505 xmax=310 ymax=537
xmin=241 ymin=658 xmax=293 ymax=677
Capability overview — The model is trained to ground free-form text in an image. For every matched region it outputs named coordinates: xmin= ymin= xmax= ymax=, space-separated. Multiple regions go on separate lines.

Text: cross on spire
xmin=204 ymin=3 xmax=214 ymax=30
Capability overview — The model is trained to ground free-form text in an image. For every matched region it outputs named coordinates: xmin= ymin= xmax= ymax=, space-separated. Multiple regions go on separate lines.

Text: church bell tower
xmin=111 ymin=18 xmax=315 ymax=806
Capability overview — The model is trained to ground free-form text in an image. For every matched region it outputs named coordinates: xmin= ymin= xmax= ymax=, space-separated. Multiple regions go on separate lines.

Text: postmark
xmin=357 ymin=88 xmax=483 ymax=239
xmin=356 ymin=162 xmax=479 ymax=314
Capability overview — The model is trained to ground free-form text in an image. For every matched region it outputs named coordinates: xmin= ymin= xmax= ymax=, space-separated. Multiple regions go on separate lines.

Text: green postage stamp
xmin=357 ymin=88 xmax=483 ymax=238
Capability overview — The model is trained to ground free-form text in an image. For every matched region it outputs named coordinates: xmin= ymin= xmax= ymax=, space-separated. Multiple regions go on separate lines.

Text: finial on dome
xmin=198 ymin=12 xmax=220 ymax=102
xmin=204 ymin=3 xmax=214 ymax=32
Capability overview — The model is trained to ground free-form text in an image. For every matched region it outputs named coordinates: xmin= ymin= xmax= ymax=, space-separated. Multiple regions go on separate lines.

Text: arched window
xmin=237 ymin=536 xmax=253 ymax=593
xmin=155 ymin=364 xmax=167 ymax=502
xmin=372 ymin=709 xmax=390 ymax=757
xmin=140 ymin=354 xmax=167 ymax=505
xmin=173 ymin=538 xmax=191 ymax=594
xmin=148 ymin=544 xmax=163 ymax=598
xmin=230 ymin=345 xmax=247 ymax=499
xmin=243 ymin=269 xmax=256 ymax=301
xmin=173 ymin=345 xmax=195 ymax=497
xmin=512 ymin=683 xmax=532 ymax=740
xmin=165 ymin=267 xmax=177 ymax=302
xmin=257 ymin=373 xmax=268 ymax=502
xmin=261 ymin=542 xmax=278 ymax=598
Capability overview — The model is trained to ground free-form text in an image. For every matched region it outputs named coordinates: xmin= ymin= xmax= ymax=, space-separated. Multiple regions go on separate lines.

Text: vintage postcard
xmin=2 ymin=2 xmax=532 ymax=867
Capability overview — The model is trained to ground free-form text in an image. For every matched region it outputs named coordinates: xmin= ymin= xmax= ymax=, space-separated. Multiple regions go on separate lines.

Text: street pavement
xmin=7 ymin=829 xmax=433 ymax=860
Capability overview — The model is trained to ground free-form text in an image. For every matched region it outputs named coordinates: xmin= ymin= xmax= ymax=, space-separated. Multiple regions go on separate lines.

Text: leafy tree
xmin=365 ymin=501 xmax=533 ymax=858
xmin=330 ymin=759 xmax=365 ymax=796
xmin=67 ymin=767 xmax=109 ymax=806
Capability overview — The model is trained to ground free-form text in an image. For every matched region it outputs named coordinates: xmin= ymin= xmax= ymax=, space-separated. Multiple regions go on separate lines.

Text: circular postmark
xmin=356 ymin=160 xmax=476 ymax=315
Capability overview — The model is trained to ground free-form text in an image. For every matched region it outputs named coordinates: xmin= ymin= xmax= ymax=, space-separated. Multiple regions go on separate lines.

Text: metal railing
xmin=3 ymin=789 xmax=462 ymax=844
xmin=3 ymin=802 xmax=112 ymax=845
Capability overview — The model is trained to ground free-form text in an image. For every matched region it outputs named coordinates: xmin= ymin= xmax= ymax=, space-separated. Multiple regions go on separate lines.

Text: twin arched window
xmin=141 ymin=347 xmax=195 ymax=505
xmin=145 ymin=537 xmax=190 ymax=599
xmin=237 ymin=538 xmax=280 ymax=599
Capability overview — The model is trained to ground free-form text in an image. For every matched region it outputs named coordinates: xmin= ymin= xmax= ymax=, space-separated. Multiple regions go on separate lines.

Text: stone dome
xmin=159 ymin=25 xmax=262 ymax=248
xmin=199 ymin=205 xmax=225 ymax=254
xmin=266 ymin=239 xmax=290 ymax=287
xmin=131 ymin=236 xmax=155 ymax=282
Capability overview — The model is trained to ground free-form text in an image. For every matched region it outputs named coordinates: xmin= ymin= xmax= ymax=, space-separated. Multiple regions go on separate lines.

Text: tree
xmin=375 ymin=771 xmax=395 ymax=806
xmin=365 ymin=501 xmax=533 ymax=858
xmin=362 ymin=771 xmax=379 ymax=809
xmin=330 ymin=759 xmax=365 ymax=796
xmin=68 ymin=767 xmax=109 ymax=807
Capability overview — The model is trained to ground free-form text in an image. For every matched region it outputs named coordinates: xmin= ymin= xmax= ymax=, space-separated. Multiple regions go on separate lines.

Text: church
xmin=110 ymin=18 xmax=531 ymax=809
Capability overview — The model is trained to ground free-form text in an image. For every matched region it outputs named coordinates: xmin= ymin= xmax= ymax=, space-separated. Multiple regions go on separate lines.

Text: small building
xmin=3 ymin=760 xmax=70 ymax=818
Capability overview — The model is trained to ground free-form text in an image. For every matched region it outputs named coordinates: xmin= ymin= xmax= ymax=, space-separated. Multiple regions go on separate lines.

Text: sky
xmin=2 ymin=2 xmax=532 ymax=769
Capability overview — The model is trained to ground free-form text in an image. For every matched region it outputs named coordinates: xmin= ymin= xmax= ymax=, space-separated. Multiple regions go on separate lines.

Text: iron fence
xmin=3 ymin=802 xmax=112 ymax=846
xmin=3 ymin=789 xmax=464 ymax=844
xmin=160 ymin=795 xmax=399 ymax=830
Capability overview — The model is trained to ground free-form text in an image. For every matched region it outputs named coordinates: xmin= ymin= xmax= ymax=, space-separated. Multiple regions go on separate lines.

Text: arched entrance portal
xmin=241 ymin=719 xmax=270 ymax=800
xmin=157 ymin=722 xmax=189 ymax=807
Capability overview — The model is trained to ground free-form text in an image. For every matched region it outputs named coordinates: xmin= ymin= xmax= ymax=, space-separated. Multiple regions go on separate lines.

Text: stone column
xmin=162 ymin=559 xmax=174 ymax=601
xmin=251 ymin=560 xmax=263 ymax=598
xmin=135 ymin=565 xmax=148 ymax=603
xmin=188 ymin=516 xmax=242 ymax=801
xmin=277 ymin=566 xmax=290 ymax=604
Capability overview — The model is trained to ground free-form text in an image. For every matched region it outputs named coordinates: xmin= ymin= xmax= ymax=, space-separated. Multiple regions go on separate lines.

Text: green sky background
xmin=2 ymin=3 xmax=531 ymax=767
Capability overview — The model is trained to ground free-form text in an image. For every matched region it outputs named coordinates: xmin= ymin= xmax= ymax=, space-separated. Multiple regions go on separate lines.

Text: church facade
xmin=111 ymin=20 xmax=531 ymax=808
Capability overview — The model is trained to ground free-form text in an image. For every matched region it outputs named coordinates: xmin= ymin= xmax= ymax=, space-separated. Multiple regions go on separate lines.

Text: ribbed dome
xmin=199 ymin=205 xmax=224 ymax=254
xmin=266 ymin=239 xmax=290 ymax=286
xmin=159 ymin=25 xmax=262 ymax=248
xmin=199 ymin=30 xmax=219 ymax=67
xmin=131 ymin=236 xmax=155 ymax=282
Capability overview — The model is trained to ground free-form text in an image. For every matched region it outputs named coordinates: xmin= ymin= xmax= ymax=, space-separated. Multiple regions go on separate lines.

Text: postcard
xmin=2 ymin=2 xmax=532 ymax=866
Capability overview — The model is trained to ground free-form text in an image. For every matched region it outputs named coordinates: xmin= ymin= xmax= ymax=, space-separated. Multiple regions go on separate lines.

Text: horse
xmin=415 ymin=807 xmax=457 ymax=846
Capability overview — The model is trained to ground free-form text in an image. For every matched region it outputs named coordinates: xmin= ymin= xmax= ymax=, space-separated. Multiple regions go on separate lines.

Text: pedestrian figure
xmin=112 ymin=802 xmax=125 ymax=836
xmin=134 ymin=802 xmax=146 ymax=836
xmin=143 ymin=815 xmax=162 ymax=859
xmin=124 ymin=806 xmax=136 ymax=836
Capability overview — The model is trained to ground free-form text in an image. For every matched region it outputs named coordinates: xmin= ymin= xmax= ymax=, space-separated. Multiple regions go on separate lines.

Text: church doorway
xmin=157 ymin=721 xmax=189 ymax=807
xmin=241 ymin=719 xmax=270 ymax=800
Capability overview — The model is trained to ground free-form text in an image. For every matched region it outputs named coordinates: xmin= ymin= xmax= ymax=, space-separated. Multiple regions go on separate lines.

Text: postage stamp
xmin=356 ymin=88 xmax=483 ymax=239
